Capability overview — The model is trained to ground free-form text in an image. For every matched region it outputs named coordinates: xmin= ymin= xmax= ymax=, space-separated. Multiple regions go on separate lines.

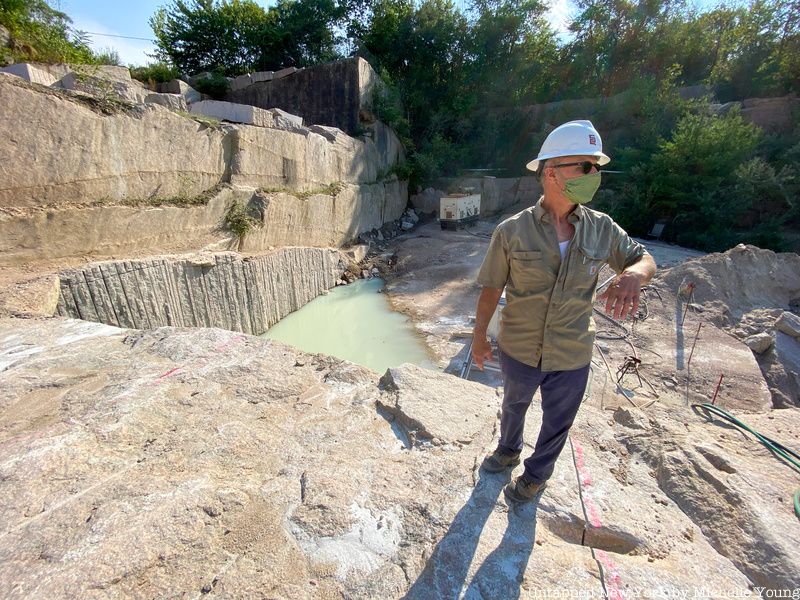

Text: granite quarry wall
xmin=55 ymin=248 xmax=344 ymax=335
xmin=226 ymin=58 xmax=404 ymax=171
xmin=226 ymin=57 xmax=378 ymax=137
xmin=0 ymin=58 xmax=409 ymax=343
xmin=410 ymin=176 xmax=542 ymax=216
xmin=0 ymin=72 xmax=399 ymax=207
xmin=0 ymin=182 xmax=408 ymax=267
xmin=0 ymin=69 xmax=407 ymax=265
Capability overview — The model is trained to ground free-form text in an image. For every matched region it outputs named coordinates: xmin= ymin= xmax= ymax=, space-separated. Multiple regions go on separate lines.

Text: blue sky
xmin=61 ymin=0 xmax=274 ymax=65
xmin=59 ymin=0 xmax=730 ymax=67
xmin=61 ymin=0 xmax=166 ymax=65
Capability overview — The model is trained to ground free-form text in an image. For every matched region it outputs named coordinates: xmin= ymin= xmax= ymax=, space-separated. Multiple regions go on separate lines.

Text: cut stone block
xmin=776 ymin=311 xmax=800 ymax=338
xmin=345 ymin=245 xmax=369 ymax=263
xmin=271 ymin=107 xmax=303 ymax=127
xmin=745 ymin=332 xmax=773 ymax=354
xmin=92 ymin=65 xmax=132 ymax=83
xmin=273 ymin=67 xmax=298 ymax=80
xmin=231 ymin=74 xmax=252 ymax=91
xmin=145 ymin=93 xmax=188 ymax=112
xmin=160 ymin=79 xmax=202 ymax=103
xmin=250 ymin=71 xmax=273 ymax=83
xmin=189 ymin=100 xmax=275 ymax=127
xmin=60 ymin=72 xmax=148 ymax=104
xmin=309 ymin=124 xmax=343 ymax=142
xmin=1 ymin=63 xmax=59 ymax=86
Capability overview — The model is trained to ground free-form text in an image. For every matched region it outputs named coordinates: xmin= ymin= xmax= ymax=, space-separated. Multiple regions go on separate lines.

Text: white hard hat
xmin=526 ymin=120 xmax=611 ymax=172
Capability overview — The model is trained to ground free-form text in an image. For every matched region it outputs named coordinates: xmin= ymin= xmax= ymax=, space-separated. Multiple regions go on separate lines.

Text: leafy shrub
xmin=225 ymin=199 xmax=261 ymax=241
xmin=192 ymin=71 xmax=229 ymax=99
xmin=0 ymin=0 xmax=123 ymax=65
xmin=371 ymin=69 xmax=411 ymax=146
xmin=130 ymin=62 xmax=180 ymax=87
xmin=388 ymin=161 xmax=413 ymax=181
xmin=646 ymin=109 xmax=761 ymax=241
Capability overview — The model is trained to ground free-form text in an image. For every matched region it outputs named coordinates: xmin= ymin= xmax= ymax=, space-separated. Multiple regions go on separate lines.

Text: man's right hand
xmin=472 ymin=333 xmax=494 ymax=371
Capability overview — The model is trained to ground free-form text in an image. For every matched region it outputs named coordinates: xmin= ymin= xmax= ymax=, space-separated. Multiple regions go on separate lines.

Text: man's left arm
xmin=598 ymin=223 xmax=657 ymax=320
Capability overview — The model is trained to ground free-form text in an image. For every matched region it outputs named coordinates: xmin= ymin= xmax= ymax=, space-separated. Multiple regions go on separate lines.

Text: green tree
xmin=150 ymin=0 xmax=352 ymax=75
xmin=463 ymin=0 xmax=559 ymax=171
xmin=256 ymin=0 xmax=349 ymax=70
xmin=352 ymin=0 xmax=472 ymax=183
xmin=762 ymin=0 xmax=800 ymax=94
xmin=641 ymin=110 xmax=764 ymax=250
xmin=563 ymin=0 xmax=688 ymax=96
xmin=150 ymin=0 xmax=268 ymax=76
xmin=467 ymin=0 xmax=557 ymax=105
xmin=0 ymin=0 xmax=98 ymax=63
xmin=708 ymin=0 xmax=783 ymax=100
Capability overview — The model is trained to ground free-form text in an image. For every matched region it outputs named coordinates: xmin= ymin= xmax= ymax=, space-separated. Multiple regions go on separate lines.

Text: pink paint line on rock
xmin=572 ymin=441 xmax=602 ymax=527
xmin=595 ymin=549 xmax=625 ymax=600
xmin=572 ymin=438 xmax=624 ymax=599
xmin=214 ymin=335 xmax=247 ymax=352
xmin=152 ymin=366 xmax=182 ymax=383
xmin=150 ymin=335 xmax=247 ymax=385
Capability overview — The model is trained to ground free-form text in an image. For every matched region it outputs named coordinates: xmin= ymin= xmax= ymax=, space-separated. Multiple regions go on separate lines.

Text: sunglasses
xmin=552 ymin=161 xmax=600 ymax=174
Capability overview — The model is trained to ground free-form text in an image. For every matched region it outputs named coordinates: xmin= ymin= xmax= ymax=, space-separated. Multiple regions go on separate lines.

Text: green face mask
xmin=563 ymin=172 xmax=601 ymax=204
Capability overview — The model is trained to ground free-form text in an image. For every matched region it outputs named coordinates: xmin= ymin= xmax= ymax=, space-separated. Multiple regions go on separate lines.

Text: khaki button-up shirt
xmin=477 ymin=197 xmax=648 ymax=371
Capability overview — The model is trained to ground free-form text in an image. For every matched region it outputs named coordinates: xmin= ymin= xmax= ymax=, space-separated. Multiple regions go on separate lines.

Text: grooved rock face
xmin=55 ymin=249 xmax=344 ymax=335
xmin=0 ymin=318 xmax=797 ymax=597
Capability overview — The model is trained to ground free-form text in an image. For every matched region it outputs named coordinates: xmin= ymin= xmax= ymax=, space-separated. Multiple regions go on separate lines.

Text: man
xmin=472 ymin=120 xmax=657 ymax=504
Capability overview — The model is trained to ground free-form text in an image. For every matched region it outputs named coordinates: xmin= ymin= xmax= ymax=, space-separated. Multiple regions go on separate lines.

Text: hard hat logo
xmin=525 ymin=120 xmax=611 ymax=172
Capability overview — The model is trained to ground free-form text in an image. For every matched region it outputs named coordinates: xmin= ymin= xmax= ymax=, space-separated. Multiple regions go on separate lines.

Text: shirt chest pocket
xmin=572 ymin=246 xmax=608 ymax=290
xmin=510 ymin=250 xmax=549 ymax=292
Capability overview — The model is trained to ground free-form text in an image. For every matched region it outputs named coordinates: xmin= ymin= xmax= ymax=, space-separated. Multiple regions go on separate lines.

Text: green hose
xmin=692 ymin=402 xmax=800 ymax=520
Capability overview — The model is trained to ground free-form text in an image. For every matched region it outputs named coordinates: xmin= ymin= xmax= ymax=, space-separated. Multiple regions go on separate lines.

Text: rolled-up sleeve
xmin=477 ymin=227 xmax=509 ymax=289
xmin=607 ymin=221 xmax=648 ymax=273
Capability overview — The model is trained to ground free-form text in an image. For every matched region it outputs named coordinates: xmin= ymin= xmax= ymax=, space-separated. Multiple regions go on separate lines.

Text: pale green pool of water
xmin=262 ymin=278 xmax=437 ymax=374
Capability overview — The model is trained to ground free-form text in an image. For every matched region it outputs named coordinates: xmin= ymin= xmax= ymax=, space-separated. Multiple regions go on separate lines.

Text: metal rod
xmin=595 ymin=344 xmax=638 ymax=407
xmin=711 ymin=373 xmax=724 ymax=406
xmin=687 ymin=322 xmax=703 ymax=368
xmin=597 ymin=274 xmax=617 ymax=294
xmin=681 ymin=282 xmax=695 ymax=325
xmin=460 ymin=337 xmax=473 ymax=379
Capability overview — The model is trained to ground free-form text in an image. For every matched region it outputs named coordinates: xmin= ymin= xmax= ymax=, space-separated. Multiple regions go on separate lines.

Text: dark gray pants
xmin=497 ymin=348 xmax=590 ymax=483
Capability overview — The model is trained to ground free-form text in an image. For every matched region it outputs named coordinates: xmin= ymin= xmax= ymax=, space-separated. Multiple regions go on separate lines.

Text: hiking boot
xmin=504 ymin=474 xmax=547 ymax=504
xmin=481 ymin=447 xmax=521 ymax=473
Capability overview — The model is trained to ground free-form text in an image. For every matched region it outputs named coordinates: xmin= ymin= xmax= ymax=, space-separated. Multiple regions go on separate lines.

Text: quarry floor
xmin=0 ymin=203 xmax=777 ymax=417
xmin=2 ymin=208 xmax=799 ymax=596
xmin=383 ymin=212 xmax=772 ymax=414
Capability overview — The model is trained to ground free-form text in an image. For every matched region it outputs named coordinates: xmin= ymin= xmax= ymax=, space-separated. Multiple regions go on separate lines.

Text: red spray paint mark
xmin=573 ymin=442 xmax=601 ymax=527
xmin=572 ymin=438 xmax=624 ymax=598
xmin=595 ymin=550 xmax=624 ymax=600
xmin=214 ymin=335 xmax=246 ymax=352
xmin=151 ymin=335 xmax=246 ymax=385
xmin=152 ymin=366 xmax=182 ymax=384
